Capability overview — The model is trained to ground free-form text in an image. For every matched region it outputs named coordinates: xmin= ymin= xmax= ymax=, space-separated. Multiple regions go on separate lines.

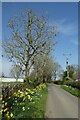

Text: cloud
xmin=49 ymin=19 xmax=78 ymax=47
xmin=51 ymin=19 xmax=78 ymax=37
xmin=70 ymin=39 xmax=78 ymax=46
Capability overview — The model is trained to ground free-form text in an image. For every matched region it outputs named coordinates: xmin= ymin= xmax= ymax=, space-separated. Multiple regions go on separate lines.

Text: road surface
xmin=45 ymin=84 xmax=78 ymax=118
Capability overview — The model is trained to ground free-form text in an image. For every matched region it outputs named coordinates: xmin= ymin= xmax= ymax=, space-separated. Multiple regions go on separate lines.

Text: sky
xmin=1 ymin=0 xmax=79 ymax=2
xmin=0 ymin=2 xmax=2 ymax=76
xmin=1 ymin=2 xmax=78 ymax=76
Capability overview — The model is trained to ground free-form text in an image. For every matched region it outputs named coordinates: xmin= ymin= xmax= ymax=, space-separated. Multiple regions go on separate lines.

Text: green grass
xmin=33 ymin=87 xmax=48 ymax=118
xmin=61 ymin=85 xmax=80 ymax=97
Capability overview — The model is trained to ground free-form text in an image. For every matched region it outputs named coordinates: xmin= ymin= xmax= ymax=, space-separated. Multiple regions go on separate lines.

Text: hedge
xmin=53 ymin=80 xmax=80 ymax=90
xmin=64 ymin=81 xmax=80 ymax=90
xmin=2 ymin=83 xmax=28 ymax=101
xmin=53 ymin=80 xmax=64 ymax=85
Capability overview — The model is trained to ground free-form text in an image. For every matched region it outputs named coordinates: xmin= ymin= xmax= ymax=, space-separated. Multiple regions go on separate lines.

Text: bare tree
xmin=0 ymin=72 xmax=5 ymax=78
xmin=3 ymin=9 xmax=57 ymax=82
xmin=31 ymin=54 xmax=55 ymax=83
xmin=53 ymin=62 xmax=62 ymax=80
xmin=10 ymin=64 xmax=22 ymax=82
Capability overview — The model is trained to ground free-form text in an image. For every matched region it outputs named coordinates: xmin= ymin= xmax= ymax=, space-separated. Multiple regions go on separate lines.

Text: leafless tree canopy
xmin=3 ymin=9 xmax=57 ymax=80
xmin=10 ymin=64 xmax=21 ymax=81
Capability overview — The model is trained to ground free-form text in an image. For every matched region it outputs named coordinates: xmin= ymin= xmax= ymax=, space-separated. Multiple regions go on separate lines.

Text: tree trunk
xmin=25 ymin=63 xmax=29 ymax=83
xmin=54 ymin=71 xmax=57 ymax=80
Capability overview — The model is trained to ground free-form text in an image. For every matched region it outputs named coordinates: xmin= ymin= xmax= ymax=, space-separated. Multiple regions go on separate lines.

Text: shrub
xmin=64 ymin=81 xmax=80 ymax=90
xmin=53 ymin=80 xmax=64 ymax=85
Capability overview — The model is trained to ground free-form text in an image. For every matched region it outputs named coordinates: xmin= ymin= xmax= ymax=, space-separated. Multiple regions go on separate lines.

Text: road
xmin=45 ymin=84 xmax=78 ymax=118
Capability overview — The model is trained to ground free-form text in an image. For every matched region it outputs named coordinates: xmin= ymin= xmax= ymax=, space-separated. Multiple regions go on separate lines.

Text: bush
xmin=53 ymin=80 xmax=64 ymax=85
xmin=64 ymin=81 xmax=80 ymax=90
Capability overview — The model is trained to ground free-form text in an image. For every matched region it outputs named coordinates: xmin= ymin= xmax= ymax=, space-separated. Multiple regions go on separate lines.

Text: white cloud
xmin=70 ymin=39 xmax=78 ymax=46
xmin=51 ymin=19 xmax=78 ymax=37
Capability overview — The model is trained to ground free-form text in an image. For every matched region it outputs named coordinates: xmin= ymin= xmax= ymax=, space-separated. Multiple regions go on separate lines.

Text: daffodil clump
xmin=1 ymin=83 xmax=47 ymax=119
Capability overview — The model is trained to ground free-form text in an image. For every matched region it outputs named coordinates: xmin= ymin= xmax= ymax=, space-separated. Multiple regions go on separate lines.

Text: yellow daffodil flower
xmin=22 ymin=107 xmax=25 ymax=111
xmin=10 ymin=113 xmax=13 ymax=117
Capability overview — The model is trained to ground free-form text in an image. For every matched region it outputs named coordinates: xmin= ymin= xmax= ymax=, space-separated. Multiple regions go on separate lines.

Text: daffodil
xmin=26 ymin=88 xmax=30 ymax=92
xmin=27 ymin=95 xmax=31 ymax=99
xmin=25 ymin=92 xmax=28 ymax=95
xmin=22 ymin=107 xmax=25 ymax=111
xmin=2 ymin=104 xmax=4 ymax=108
xmin=5 ymin=102 xmax=7 ymax=106
xmin=18 ymin=90 xmax=21 ymax=93
xmin=6 ymin=112 xmax=10 ymax=119
xmin=30 ymin=98 xmax=32 ymax=101
xmin=2 ymin=101 xmax=4 ymax=104
xmin=3 ymin=108 xmax=8 ymax=112
xmin=33 ymin=88 xmax=36 ymax=91
xmin=20 ymin=93 xmax=24 ymax=98
xmin=30 ymin=91 xmax=34 ymax=94
xmin=10 ymin=113 xmax=14 ymax=117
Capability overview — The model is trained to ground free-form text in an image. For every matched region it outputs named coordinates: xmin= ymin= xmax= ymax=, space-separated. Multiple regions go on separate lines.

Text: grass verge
xmin=2 ymin=84 xmax=48 ymax=119
xmin=61 ymin=85 xmax=80 ymax=97
xmin=13 ymin=87 xmax=48 ymax=118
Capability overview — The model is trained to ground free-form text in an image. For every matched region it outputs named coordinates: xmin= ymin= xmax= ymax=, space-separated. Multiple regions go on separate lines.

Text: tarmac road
xmin=45 ymin=84 xmax=78 ymax=118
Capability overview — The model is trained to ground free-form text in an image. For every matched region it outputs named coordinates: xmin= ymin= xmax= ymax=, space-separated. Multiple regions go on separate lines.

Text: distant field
xmin=0 ymin=78 xmax=23 ymax=82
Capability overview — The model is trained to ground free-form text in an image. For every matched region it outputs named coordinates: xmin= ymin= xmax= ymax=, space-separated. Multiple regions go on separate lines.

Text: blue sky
xmin=0 ymin=2 xmax=2 ymax=76
xmin=1 ymin=2 xmax=78 ymax=76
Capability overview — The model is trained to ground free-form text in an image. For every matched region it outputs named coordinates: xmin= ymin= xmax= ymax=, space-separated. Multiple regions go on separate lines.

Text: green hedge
xmin=64 ymin=81 xmax=80 ymax=90
xmin=53 ymin=80 xmax=64 ymax=85
xmin=53 ymin=80 xmax=80 ymax=90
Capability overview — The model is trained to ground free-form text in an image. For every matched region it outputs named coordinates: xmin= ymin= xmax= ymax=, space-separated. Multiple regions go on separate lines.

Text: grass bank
xmin=61 ymin=85 xmax=80 ymax=97
xmin=2 ymin=83 xmax=48 ymax=119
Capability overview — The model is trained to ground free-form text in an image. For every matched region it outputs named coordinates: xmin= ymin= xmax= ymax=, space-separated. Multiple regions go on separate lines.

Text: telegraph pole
xmin=63 ymin=53 xmax=72 ymax=79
